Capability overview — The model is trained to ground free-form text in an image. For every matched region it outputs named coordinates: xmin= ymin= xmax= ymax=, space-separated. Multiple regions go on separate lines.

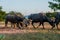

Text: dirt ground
xmin=0 ymin=22 xmax=60 ymax=34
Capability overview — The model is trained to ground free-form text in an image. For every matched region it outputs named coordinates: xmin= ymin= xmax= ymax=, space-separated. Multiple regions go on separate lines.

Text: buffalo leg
xmin=37 ymin=22 xmax=41 ymax=28
xmin=56 ymin=22 xmax=59 ymax=29
xmin=5 ymin=20 xmax=8 ymax=28
xmin=11 ymin=23 xmax=15 ymax=28
xmin=51 ymin=24 xmax=55 ymax=29
xmin=32 ymin=21 xmax=36 ymax=28
xmin=42 ymin=23 xmax=44 ymax=29
xmin=14 ymin=23 xmax=16 ymax=28
xmin=11 ymin=23 xmax=12 ymax=27
xmin=24 ymin=24 xmax=27 ymax=27
xmin=20 ymin=23 xmax=23 ymax=27
xmin=17 ymin=23 xmax=21 ymax=29
xmin=13 ymin=23 xmax=16 ymax=28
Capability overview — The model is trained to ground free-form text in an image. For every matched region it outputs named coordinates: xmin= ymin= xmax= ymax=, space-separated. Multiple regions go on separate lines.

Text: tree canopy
xmin=8 ymin=11 xmax=24 ymax=18
xmin=0 ymin=6 xmax=24 ymax=21
xmin=0 ymin=6 xmax=6 ymax=21
xmin=48 ymin=0 xmax=60 ymax=12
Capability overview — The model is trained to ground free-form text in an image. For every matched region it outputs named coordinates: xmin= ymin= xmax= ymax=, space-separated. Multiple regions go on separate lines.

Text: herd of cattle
xmin=4 ymin=12 xmax=60 ymax=30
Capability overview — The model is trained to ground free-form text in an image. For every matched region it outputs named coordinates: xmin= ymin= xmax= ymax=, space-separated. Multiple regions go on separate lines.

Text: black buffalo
xmin=54 ymin=12 xmax=60 ymax=29
xmin=28 ymin=13 xmax=55 ymax=29
xmin=5 ymin=14 xmax=24 ymax=29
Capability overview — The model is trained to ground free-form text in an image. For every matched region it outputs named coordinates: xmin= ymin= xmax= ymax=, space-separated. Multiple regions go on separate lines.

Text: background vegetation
xmin=0 ymin=6 xmax=24 ymax=21
xmin=0 ymin=6 xmax=58 ymax=21
xmin=0 ymin=0 xmax=60 ymax=21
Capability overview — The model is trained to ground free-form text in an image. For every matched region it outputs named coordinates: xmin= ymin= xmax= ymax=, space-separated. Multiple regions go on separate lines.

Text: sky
xmin=0 ymin=0 xmax=53 ymax=15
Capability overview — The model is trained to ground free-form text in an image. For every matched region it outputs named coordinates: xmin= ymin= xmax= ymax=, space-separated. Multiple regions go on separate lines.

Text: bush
xmin=0 ymin=11 xmax=6 ymax=21
xmin=46 ymin=12 xmax=57 ymax=18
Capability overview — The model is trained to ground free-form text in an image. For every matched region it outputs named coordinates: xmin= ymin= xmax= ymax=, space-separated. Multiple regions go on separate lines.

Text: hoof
xmin=37 ymin=26 xmax=39 ymax=28
xmin=34 ymin=27 xmax=36 ymax=29
xmin=43 ymin=28 xmax=45 ymax=29
xmin=57 ymin=28 xmax=60 ymax=30
xmin=18 ymin=27 xmax=21 ymax=29
xmin=51 ymin=27 xmax=55 ymax=29
xmin=33 ymin=27 xmax=36 ymax=29
xmin=51 ymin=28 xmax=53 ymax=29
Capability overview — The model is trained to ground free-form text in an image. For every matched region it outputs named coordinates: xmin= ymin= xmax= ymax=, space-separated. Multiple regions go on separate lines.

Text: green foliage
xmin=8 ymin=11 xmax=24 ymax=18
xmin=0 ymin=6 xmax=6 ymax=21
xmin=15 ymin=12 xmax=24 ymax=18
xmin=8 ymin=11 xmax=15 ymax=15
xmin=53 ymin=0 xmax=60 ymax=2
xmin=0 ymin=35 xmax=5 ymax=40
xmin=46 ymin=12 xmax=56 ymax=18
xmin=48 ymin=0 xmax=60 ymax=12
xmin=0 ymin=6 xmax=2 ymax=11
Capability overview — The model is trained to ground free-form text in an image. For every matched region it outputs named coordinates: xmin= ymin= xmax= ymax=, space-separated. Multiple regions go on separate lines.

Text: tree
xmin=46 ymin=12 xmax=56 ymax=18
xmin=15 ymin=12 xmax=24 ymax=18
xmin=8 ymin=11 xmax=15 ymax=15
xmin=0 ymin=6 xmax=6 ymax=21
xmin=8 ymin=11 xmax=24 ymax=18
xmin=48 ymin=0 xmax=60 ymax=12
xmin=0 ymin=6 xmax=2 ymax=11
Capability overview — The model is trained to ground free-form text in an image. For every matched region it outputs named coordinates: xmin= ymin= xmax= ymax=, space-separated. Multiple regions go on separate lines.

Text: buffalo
xmin=28 ymin=13 xmax=55 ymax=29
xmin=5 ymin=14 xmax=25 ymax=29
xmin=54 ymin=12 xmax=60 ymax=29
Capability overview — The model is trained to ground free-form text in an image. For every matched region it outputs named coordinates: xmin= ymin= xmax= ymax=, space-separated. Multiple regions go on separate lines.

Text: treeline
xmin=46 ymin=12 xmax=57 ymax=18
xmin=0 ymin=6 xmax=57 ymax=21
xmin=0 ymin=6 xmax=24 ymax=21
xmin=0 ymin=0 xmax=60 ymax=21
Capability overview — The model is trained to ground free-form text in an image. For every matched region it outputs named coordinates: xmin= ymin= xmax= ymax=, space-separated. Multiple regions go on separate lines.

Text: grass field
xmin=0 ymin=22 xmax=60 ymax=40
xmin=0 ymin=30 xmax=60 ymax=40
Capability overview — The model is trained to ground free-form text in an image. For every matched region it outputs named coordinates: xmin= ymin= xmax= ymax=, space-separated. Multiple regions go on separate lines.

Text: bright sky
xmin=0 ymin=0 xmax=53 ymax=15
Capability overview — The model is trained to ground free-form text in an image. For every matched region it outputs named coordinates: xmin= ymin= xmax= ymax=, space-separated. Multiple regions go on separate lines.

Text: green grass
xmin=0 ymin=31 xmax=60 ymax=40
